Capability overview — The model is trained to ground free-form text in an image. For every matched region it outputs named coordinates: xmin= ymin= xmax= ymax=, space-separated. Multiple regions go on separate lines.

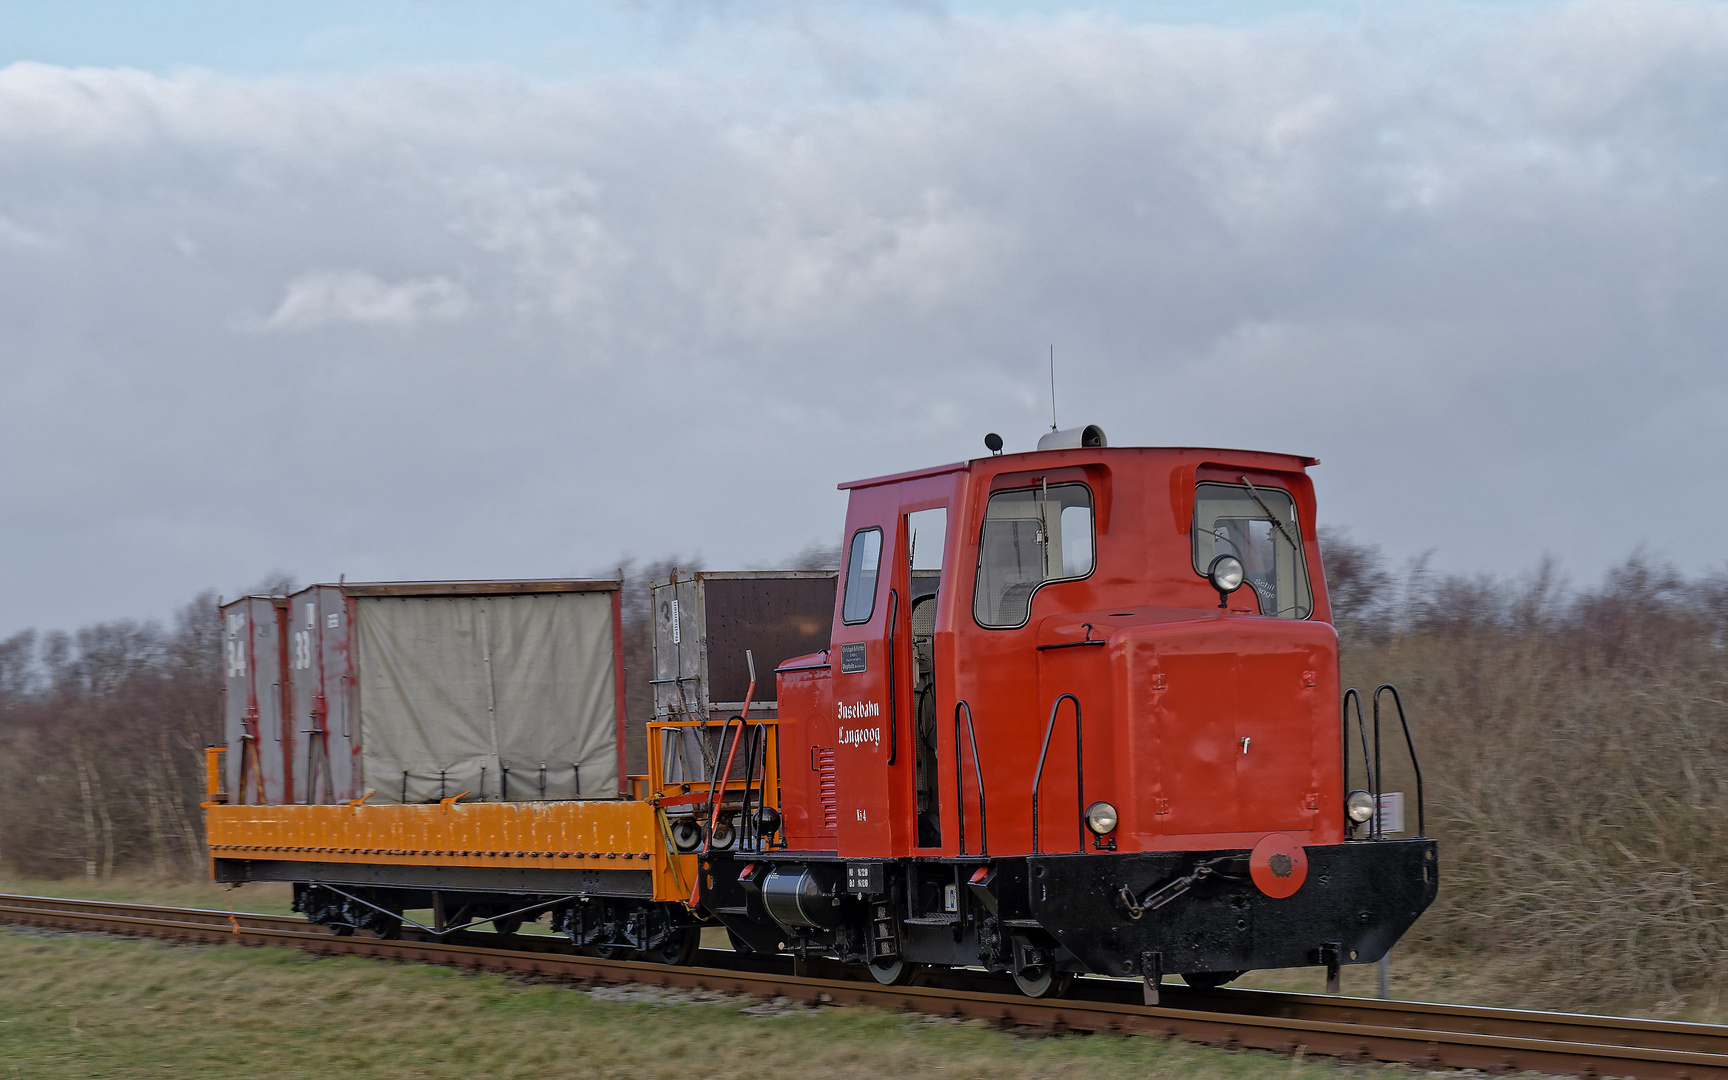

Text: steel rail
xmin=3 ymin=893 xmax=1726 ymax=1079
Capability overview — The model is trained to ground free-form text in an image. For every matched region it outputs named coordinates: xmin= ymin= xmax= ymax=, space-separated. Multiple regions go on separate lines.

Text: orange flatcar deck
xmin=205 ymin=800 xmax=695 ymax=902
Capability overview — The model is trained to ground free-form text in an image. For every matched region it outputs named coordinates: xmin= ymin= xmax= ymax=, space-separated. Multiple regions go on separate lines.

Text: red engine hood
xmin=1037 ymin=608 xmax=1343 ymax=850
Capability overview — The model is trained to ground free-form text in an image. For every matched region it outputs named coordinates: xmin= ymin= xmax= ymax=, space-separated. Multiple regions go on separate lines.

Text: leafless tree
xmin=0 ymin=592 xmax=220 ymax=879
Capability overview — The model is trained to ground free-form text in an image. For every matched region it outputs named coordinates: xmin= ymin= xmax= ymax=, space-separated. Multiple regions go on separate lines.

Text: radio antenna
xmin=1048 ymin=345 xmax=1058 ymax=431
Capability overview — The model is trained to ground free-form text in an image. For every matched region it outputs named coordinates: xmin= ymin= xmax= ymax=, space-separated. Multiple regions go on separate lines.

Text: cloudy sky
xmin=2 ymin=0 xmax=1725 ymax=638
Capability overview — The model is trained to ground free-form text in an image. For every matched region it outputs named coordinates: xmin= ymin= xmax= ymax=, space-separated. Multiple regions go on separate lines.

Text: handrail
xmin=669 ymin=715 xmax=777 ymax=853
xmin=1373 ymin=684 xmax=1426 ymax=839
xmin=1341 ymin=685 xmax=1427 ymax=840
xmin=886 ymin=589 xmax=900 ymax=765
xmin=752 ymin=722 xmax=773 ymax=848
xmin=1030 ymin=693 xmax=1084 ymax=854
xmin=700 ymin=715 xmax=746 ymax=855
xmin=736 ymin=721 xmax=772 ymax=851
xmin=953 ymin=700 xmax=989 ymax=856
xmin=1341 ymin=688 xmax=1375 ymax=838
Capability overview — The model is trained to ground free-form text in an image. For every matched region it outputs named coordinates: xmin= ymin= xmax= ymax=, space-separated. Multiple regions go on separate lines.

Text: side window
xmin=973 ymin=483 xmax=1094 ymax=628
xmin=841 ymin=528 xmax=883 ymax=624
xmin=1192 ymin=481 xmax=1313 ymax=619
xmin=1059 ymin=504 xmax=1094 ymax=578
xmin=906 ymin=506 xmax=947 ymax=598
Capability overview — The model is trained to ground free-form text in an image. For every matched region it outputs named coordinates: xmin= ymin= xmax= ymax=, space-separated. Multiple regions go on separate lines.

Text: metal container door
xmin=222 ymin=595 xmax=290 ymax=804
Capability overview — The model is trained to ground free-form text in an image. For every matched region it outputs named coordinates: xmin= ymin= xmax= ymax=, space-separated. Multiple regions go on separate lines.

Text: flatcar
xmin=205 ymin=429 xmax=1436 ymax=999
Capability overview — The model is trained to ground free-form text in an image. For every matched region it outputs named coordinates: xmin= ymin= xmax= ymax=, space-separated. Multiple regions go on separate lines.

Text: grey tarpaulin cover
xmin=355 ymin=592 xmax=619 ymax=802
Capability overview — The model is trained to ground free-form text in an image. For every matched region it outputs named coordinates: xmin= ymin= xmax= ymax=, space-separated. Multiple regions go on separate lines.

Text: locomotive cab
xmin=700 ymin=439 xmax=1437 ymax=998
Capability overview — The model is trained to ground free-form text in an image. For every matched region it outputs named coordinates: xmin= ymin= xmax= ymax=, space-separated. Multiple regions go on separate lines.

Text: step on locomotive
xmin=205 ymin=428 xmax=1437 ymax=999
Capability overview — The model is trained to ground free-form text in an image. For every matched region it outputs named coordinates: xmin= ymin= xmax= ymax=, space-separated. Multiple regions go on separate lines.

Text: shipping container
xmin=283 ymin=584 xmax=358 ymax=803
xmin=227 ymin=579 xmax=625 ymax=805
xmin=651 ymin=570 xmax=837 ymax=719
xmin=650 ymin=570 xmax=836 ymax=785
xmin=221 ymin=595 xmax=292 ymax=804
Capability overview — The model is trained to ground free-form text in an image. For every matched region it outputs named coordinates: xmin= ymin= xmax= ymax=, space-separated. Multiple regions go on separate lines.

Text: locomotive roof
xmin=837 ymin=445 xmax=1318 ymax=491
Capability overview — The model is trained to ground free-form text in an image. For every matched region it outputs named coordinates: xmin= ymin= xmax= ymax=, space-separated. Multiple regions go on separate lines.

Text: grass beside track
xmin=0 ymin=928 xmax=1417 ymax=1080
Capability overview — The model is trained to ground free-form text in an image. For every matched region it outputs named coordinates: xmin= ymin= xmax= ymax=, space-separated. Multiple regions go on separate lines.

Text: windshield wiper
xmin=1236 ymin=474 xmax=1300 ymax=554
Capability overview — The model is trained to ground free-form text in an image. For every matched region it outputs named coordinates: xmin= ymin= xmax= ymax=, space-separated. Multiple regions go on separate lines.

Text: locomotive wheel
xmin=1012 ymin=968 xmax=1074 ymax=999
xmin=652 ymin=928 xmax=701 ymax=966
xmin=1181 ymin=970 xmax=1246 ymax=990
xmin=867 ymin=957 xmax=918 ymax=986
xmin=725 ymin=929 xmax=755 ymax=954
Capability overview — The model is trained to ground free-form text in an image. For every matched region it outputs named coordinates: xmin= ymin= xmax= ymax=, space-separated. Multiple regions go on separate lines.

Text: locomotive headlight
xmin=1346 ymin=789 xmax=1375 ymax=824
xmin=1084 ymin=801 xmax=1119 ymax=835
xmin=1207 ymin=554 xmax=1246 ymax=594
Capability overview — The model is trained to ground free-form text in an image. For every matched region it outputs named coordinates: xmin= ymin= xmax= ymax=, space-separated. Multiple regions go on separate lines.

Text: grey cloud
xmin=256 ymin=270 xmax=472 ymax=331
xmin=2 ymin=1 xmax=1727 ymax=638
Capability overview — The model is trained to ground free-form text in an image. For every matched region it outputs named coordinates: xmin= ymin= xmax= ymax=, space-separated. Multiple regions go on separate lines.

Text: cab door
xmin=830 ymin=520 xmax=898 ymax=855
xmin=829 ymin=477 xmax=959 ymax=859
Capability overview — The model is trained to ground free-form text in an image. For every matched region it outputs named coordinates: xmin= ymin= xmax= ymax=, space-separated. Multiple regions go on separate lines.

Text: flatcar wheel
xmin=372 ymin=917 xmax=403 ymax=941
xmin=329 ymin=924 xmax=355 ymax=937
xmin=492 ymin=916 xmax=524 ymax=937
xmin=1180 ymin=970 xmax=1246 ymax=990
xmin=1012 ymin=968 xmax=1073 ymax=999
xmin=652 ymin=928 xmax=701 ymax=966
xmin=867 ymin=957 xmax=918 ymax=986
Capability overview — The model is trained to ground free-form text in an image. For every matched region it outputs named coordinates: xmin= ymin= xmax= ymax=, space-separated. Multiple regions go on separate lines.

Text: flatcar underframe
xmin=215 ymin=858 xmax=703 ymax=963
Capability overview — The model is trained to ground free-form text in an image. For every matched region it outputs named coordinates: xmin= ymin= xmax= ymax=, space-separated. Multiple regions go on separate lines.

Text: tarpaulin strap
xmin=226 ymin=888 xmax=241 ymax=935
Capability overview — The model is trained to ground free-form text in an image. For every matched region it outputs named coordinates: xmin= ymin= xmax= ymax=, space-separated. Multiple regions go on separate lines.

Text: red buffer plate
xmin=1249 ymin=832 xmax=1309 ymax=899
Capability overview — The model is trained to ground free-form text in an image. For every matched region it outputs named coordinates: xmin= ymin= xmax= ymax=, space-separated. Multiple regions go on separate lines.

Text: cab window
xmin=841 ymin=528 xmax=883 ymax=624
xmin=973 ymin=483 xmax=1094 ymax=628
xmin=1192 ymin=482 xmax=1313 ymax=618
xmin=906 ymin=506 xmax=947 ymax=602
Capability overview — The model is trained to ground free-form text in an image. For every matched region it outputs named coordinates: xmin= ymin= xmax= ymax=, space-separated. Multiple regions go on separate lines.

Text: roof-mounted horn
xmin=1037 ymin=425 xmax=1107 ymax=451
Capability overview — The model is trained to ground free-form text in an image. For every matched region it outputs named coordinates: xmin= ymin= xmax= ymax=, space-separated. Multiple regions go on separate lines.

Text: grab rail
xmin=1341 ymin=684 xmax=1426 ymax=840
xmin=1373 ymin=684 xmax=1426 ymax=838
xmin=1342 ymin=688 xmax=1375 ymax=824
xmin=953 ymin=700 xmax=989 ymax=856
xmin=1030 ymin=693 xmax=1084 ymax=854
xmin=700 ymin=715 xmax=746 ymax=856
xmin=735 ymin=721 xmax=776 ymax=852
xmin=886 ymin=589 xmax=899 ymax=765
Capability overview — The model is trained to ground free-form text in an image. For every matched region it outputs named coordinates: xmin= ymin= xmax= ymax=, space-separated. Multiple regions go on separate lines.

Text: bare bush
xmin=0 ymin=592 xmax=220 ymax=880
xmin=1327 ymin=536 xmax=1728 ymax=1010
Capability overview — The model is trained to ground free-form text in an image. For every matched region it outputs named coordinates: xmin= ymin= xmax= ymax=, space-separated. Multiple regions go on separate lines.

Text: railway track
xmin=4 ymin=892 xmax=1725 ymax=1079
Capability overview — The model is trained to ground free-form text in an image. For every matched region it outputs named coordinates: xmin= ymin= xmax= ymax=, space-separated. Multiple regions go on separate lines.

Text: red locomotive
xmin=206 ymin=429 xmax=1435 ymax=999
